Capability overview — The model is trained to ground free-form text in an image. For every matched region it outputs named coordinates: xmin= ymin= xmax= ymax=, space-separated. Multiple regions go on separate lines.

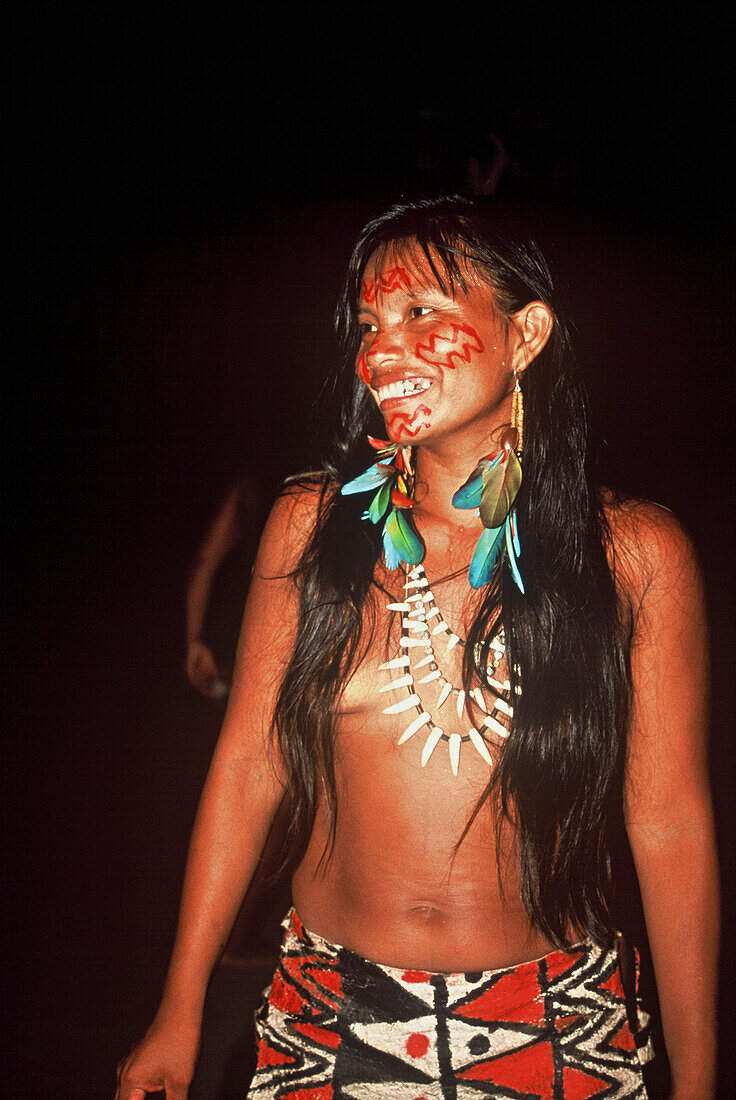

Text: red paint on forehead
xmin=361 ymin=266 xmax=412 ymax=304
xmin=415 ymin=323 xmax=484 ymax=370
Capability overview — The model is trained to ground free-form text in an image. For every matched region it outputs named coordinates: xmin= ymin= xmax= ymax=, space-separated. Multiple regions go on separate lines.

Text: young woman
xmin=117 ymin=197 xmax=718 ymax=1099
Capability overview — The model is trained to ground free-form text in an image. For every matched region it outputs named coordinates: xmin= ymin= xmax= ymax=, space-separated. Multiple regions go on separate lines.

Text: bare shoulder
xmin=599 ymin=489 xmax=704 ymax=617
xmin=255 ymin=473 xmax=336 ymax=576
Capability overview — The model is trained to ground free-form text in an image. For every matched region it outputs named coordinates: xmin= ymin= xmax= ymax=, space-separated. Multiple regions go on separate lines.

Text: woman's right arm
xmin=116 ymin=486 xmax=317 ymax=1100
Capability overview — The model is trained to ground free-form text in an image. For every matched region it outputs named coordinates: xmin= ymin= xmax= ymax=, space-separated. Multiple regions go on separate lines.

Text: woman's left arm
xmin=621 ymin=505 xmax=719 ymax=1100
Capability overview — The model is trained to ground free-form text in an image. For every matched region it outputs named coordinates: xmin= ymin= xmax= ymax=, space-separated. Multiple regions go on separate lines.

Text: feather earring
xmin=341 ymin=437 xmax=425 ymax=569
xmin=452 ymin=371 xmax=525 ymax=591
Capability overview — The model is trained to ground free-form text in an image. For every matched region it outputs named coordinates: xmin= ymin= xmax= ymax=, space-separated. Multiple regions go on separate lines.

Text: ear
xmin=510 ymin=301 xmax=554 ymax=372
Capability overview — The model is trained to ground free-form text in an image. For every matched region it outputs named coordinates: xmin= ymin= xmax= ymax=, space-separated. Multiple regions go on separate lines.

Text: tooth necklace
xmin=379 ymin=564 xmax=513 ymax=775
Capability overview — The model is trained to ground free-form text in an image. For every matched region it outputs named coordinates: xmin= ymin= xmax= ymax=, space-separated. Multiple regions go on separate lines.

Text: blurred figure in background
xmin=184 ymin=469 xmax=292 ymax=1098
xmin=186 ymin=473 xmax=269 ymax=699
xmin=186 ymin=468 xmax=291 ymax=960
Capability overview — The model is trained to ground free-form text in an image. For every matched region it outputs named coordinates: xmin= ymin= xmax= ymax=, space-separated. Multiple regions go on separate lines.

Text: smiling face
xmin=356 ymin=247 xmax=517 ymax=448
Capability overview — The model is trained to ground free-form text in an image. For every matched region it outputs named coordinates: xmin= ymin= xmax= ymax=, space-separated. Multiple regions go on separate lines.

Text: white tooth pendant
xmin=384 ymin=694 xmax=421 ymax=714
xmin=419 ymin=669 xmax=441 ymax=683
xmin=483 ymin=712 xmax=509 ymax=738
xmin=398 ymin=710 xmax=431 ymax=745
xmin=378 ymin=656 xmax=410 ymax=670
xmin=470 ymin=688 xmax=487 ymax=712
xmin=421 ymin=726 xmax=444 ymax=767
xmin=448 ymin=732 xmax=462 ymax=776
xmin=469 ymin=728 xmax=493 ymax=766
xmin=379 ymin=675 xmax=413 ymax=693
xmin=455 ymin=690 xmax=466 ymax=717
xmin=436 ymin=683 xmax=452 ymax=709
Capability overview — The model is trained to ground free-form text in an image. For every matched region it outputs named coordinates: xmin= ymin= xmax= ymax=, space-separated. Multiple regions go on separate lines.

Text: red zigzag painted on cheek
xmin=387 ymin=405 xmax=432 ymax=438
xmin=415 ymin=323 xmax=484 ymax=369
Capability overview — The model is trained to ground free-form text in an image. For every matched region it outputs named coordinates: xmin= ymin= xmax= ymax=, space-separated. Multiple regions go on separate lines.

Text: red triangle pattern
xmin=281 ymin=954 xmax=343 ymax=1012
xmin=454 ymin=967 xmax=546 ymax=1025
xmin=291 ymin=910 xmax=307 ymax=939
xmin=598 ymin=967 xmax=625 ymax=999
xmin=607 ymin=1018 xmax=636 ymax=1052
xmin=544 ymin=947 xmax=587 ymax=983
xmin=292 ymin=1020 xmax=341 ymax=1051
xmin=554 ymin=1012 xmax=582 ymax=1034
xmin=269 ymin=970 xmax=307 ymax=1015
xmin=561 ymin=1064 xmax=611 ymax=1097
xmin=308 ymin=965 xmax=343 ymax=998
xmin=256 ymin=1036 xmax=298 ymax=1068
xmin=458 ymin=1038 xmax=555 ymax=1089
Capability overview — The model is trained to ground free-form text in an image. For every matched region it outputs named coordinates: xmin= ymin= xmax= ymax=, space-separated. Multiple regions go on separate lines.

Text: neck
xmin=412 ymin=417 xmax=509 ymax=527
xmin=408 ymin=427 xmax=502 ymax=575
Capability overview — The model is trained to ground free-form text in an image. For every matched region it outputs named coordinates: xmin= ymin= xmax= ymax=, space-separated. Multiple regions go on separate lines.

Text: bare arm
xmin=620 ymin=506 xmax=719 ymax=1099
xmin=118 ymin=486 xmax=317 ymax=1099
xmin=185 ymin=482 xmax=243 ymax=694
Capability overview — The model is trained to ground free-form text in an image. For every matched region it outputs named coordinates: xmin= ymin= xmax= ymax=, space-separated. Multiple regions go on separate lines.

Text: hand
xmin=115 ymin=1012 xmax=201 ymax=1100
xmin=185 ymin=639 xmax=222 ymax=697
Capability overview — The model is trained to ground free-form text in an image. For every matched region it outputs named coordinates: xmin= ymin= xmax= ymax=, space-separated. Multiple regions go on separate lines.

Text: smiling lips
xmin=374 ymin=377 xmax=432 ymax=405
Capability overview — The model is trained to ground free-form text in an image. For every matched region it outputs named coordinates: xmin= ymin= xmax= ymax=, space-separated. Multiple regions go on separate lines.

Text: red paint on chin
xmin=387 ymin=404 xmax=431 ymax=439
xmin=415 ymin=323 xmax=484 ymax=369
xmin=361 ymin=266 xmax=411 ymax=304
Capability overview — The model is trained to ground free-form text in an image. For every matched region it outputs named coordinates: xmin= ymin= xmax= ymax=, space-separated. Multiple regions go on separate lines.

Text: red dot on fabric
xmin=406 ymin=1032 xmax=431 ymax=1058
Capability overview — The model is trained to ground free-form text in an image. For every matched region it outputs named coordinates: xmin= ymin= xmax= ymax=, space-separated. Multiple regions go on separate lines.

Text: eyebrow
xmin=357 ymin=285 xmax=453 ymax=310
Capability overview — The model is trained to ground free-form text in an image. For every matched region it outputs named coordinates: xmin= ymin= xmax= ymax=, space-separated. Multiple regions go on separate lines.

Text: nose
xmin=364 ymin=326 xmax=405 ymax=374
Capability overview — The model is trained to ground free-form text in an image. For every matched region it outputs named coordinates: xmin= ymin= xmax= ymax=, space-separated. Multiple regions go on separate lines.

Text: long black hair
xmin=273 ymin=196 xmax=632 ymax=946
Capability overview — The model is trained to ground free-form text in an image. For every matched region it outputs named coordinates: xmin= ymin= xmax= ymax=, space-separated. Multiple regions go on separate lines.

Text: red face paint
xmin=361 ymin=266 xmax=412 ymax=305
xmin=357 ymin=249 xmax=513 ymax=446
xmin=415 ymin=323 xmax=484 ymax=370
xmin=386 ymin=404 xmax=432 ymax=439
xmin=356 ymin=351 xmax=371 ymax=386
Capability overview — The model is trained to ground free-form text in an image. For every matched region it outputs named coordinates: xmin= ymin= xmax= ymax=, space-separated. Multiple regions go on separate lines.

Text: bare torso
xmin=291 ymin=555 xmax=559 ymax=972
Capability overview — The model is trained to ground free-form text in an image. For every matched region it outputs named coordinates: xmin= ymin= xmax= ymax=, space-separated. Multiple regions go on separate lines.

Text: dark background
xmin=4 ymin=10 xmax=735 ymax=1097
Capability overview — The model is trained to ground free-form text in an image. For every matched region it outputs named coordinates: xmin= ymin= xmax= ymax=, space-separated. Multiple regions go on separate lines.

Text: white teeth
xmin=376 ymin=378 xmax=431 ymax=402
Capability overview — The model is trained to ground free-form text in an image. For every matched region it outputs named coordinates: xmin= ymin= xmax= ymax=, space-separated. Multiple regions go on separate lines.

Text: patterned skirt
xmin=248 ymin=909 xmax=650 ymax=1099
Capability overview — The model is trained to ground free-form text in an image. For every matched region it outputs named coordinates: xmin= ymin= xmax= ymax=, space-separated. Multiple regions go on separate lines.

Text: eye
xmin=359 ymin=321 xmax=377 ymax=337
xmin=409 ymin=305 xmax=434 ymax=320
